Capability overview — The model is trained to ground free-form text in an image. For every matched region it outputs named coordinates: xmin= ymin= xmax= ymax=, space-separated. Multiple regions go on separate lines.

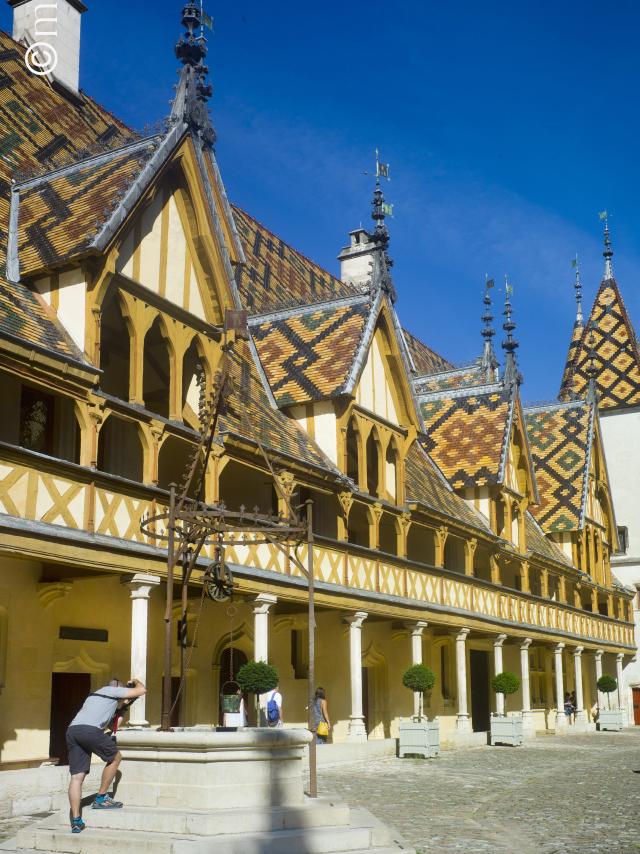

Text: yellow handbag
xmin=316 ymin=721 xmax=329 ymax=737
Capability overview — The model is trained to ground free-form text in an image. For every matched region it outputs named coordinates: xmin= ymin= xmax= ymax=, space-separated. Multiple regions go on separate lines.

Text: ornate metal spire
xmin=585 ymin=321 xmax=599 ymax=401
xmin=572 ymin=254 xmax=583 ymax=325
xmin=502 ymin=276 xmax=521 ymax=387
xmin=369 ymin=150 xmax=396 ymax=302
xmin=481 ymin=276 xmax=498 ymax=381
xmin=170 ymin=3 xmax=216 ymax=148
xmin=599 ymin=211 xmax=614 ymax=280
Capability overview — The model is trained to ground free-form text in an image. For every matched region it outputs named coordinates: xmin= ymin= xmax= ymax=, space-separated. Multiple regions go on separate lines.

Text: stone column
xmin=616 ymin=653 xmax=625 ymax=711
xmin=410 ymin=621 xmax=428 ymax=718
xmin=455 ymin=628 xmax=472 ymax=732
xmin=594 ymin=649 xmax=604 ymax=710
xmin=253 ymin=593 xmax=277 ymax=662
xmin=573 ymin=646 xmax=586 ymax=726
xmin=493 ymin=634 xmax=507 ymax=716
xmin=127 ymin=573 xmax=161 ymax=726
xmin=520 ymin=638 xmax=533 ymax=735
xmin=554 ymin=642 xmax=566 ymax=730
xmin=346 ymin=612 xmax=368 ymax=741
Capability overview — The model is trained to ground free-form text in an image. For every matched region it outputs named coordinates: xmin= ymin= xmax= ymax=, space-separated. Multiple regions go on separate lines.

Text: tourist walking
xmin=266 ymin=683 xmax=283 ymax=727
xmin=570 ymin=690 xmax=577 ymax=723
xmin=65 ymin=678 xmax=146 ymax=833
xmin=563 ymin=692 xmax=574 ymax=723
xmin=313 ymin=687 xmax=331 ymax=743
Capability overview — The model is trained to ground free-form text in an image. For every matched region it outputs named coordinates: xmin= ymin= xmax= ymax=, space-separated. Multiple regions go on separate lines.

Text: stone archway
xmin=362 ymin=642 xmax=390 ymax=739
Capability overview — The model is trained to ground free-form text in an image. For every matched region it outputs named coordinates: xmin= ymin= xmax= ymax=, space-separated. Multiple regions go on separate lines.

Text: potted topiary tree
xmin=489 ymin=671 xmax=523 ymax=746
xmin=596 ymin=674 xmax=625 ymax=731
xmin=236 ymin=661 xmax=279 ymax=727
xmin=398 ymin=664 xmax=440 ymax=758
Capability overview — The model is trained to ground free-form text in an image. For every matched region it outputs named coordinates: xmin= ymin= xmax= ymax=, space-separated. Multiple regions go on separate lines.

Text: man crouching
xmin=66 ymin=677 xmax=146 ymax=833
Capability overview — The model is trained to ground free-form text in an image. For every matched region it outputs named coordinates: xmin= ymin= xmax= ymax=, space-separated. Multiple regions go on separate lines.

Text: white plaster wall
xmin=57 ymin=268 xmax=85 ymax=351
xmin=600 ymin=409 xmax=640 ymax=573
xmin=355 ymin=335 xmax=399 ymax=425
xmin=340 ymin=252 xmax=373 ymax=287
xmin=13 ymin=0 xmax=82 ymax=92
xmin=313 ymin=402 xmax=337 ymax=465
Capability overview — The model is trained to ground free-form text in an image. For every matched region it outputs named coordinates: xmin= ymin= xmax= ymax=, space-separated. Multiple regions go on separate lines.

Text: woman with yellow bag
xmin=313 ymin=687 xmax=331 ymax=744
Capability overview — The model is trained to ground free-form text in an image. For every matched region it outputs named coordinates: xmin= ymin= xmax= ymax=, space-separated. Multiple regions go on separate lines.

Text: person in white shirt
xmin=266 ymin=684 xmax=283 ymax=727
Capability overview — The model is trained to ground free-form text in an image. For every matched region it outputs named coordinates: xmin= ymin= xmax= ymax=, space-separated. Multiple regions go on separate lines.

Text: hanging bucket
xmin=221 ymin=680 xmax=242 ymax=713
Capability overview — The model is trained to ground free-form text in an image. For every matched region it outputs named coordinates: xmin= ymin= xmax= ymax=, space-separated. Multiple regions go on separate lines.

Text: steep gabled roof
xmin=249 ymin=296 xmax=370 ymax=407
xmin=402 ymin=327 xmax=453 ymax=375
xmin=14 ymin=138 xmax=157 ymax=276
xmin=414 ymin=361 xmax=485 ymax=394
xmin=0 ymin=29 xmax=133 ymax=361
xmin=232 ymin=206 xmax=361 ymax=315
xmin=559 ymin=277 xmax=640 ymax=410
xmin=419 ymin=384 xmax=512 ymax=490
xmin=404 ymin=441 xmax=491 ymax=532
xmin=524 ymin=400 xmax=593 ymax=533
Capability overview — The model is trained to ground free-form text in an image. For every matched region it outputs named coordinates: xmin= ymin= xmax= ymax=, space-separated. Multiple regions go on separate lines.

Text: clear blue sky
xmin=3 ymin=1 xmax=639 ymax=401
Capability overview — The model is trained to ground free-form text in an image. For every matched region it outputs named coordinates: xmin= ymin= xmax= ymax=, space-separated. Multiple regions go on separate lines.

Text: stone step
xmin=19 ymin=823 xmax=374 ymax=854
xmin=55 ymin=799 xmax=351 ymax=835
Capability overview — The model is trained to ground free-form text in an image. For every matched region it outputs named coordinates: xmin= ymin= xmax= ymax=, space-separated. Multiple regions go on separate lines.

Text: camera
xmin=126 ymin=680 xmax=135 ymax=688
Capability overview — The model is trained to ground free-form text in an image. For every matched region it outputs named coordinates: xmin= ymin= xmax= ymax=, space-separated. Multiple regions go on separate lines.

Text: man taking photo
xmin=65 ymin=677 xmax=146 ymax=833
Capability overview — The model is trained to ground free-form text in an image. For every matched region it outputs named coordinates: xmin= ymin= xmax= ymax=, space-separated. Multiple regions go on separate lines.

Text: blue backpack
xmin=266 ymin=691 xmax=280 ymax=724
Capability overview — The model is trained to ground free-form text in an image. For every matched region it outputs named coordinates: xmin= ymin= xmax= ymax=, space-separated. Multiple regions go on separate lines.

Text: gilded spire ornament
xmin=572 ymin=254 xmax=583 ymax=326
xmin=171 ymin=2 xmax=216 ymax=148
xmin=502 ymin=276 xmax=522 ymax=387
xmin=369 ymin=149 xmax=396 ymax=302
xmin=481 ymin=276 xmax=497 ymax=381
xmin=599 ymin=211 xmax=614 ymax=281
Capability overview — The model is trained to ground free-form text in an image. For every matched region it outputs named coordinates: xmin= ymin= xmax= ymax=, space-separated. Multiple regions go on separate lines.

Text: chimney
xmin=337 ymin=228 xmax=376 ymax=287
xmin=8 ymin=0 xmax=87 ymax=94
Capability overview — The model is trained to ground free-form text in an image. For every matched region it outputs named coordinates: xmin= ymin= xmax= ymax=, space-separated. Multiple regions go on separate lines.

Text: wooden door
xmin=49 ymin=672 xmax=91 ymax=765
xmin=470 ymin=650 xmax=491 ymax=732
xmin=361 ymin=667 xmax=370 ymax=734
xmin=633 ymin=688 xmax=640 ymax=726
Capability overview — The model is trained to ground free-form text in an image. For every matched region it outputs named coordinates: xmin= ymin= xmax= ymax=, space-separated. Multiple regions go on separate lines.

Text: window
xmin=440 ymin=645 xmax=450 ymax=700
xmin=20 ymin=386 xmax=54 ymax=455
xmin=291 ymin=629 xmax=309 ymax=679
xmin=616 ymin=526 xmax=629 ymax=555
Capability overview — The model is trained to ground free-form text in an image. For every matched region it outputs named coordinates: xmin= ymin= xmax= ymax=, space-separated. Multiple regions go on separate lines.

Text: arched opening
xmin=297 ymin=486 xmax=338 ymax=539
xmin=443 ymin=535 xmax=465 ymax=574
xmin=406 ymin=524 xmax=435 ymax=565
xmin=219 ymin=460 xmax=276 ymax=515
xmin=474 ymin=544 xmax=492 ymax=582
xmin=379 ymin=512 xmax=399 ymax=556
xmin=182 ymin=338 xmax=204 ymax=428
xmin=346 ymin=419 xmax=359 ymax=484
xmin=219 ymin=646 xmax=248 ymax=724
xmin=97 ymin=416 xmax=143 ymax=481
xmin=143 ymin=317 xmax=171 ymax=418
xmin=158 ymin=435 xmax=200 ymax=497
xmin=385 ymin=440 xmax=399 ymax=503
xmin=100 ymin=293 xmax=130 ymax=400
xmin=16 ymin=382 xmax=80 ymax=463
xmin=348 ymin=502 xmax=371 ymax=548
xmin=366 ymin=430 xmax=380 ymax=497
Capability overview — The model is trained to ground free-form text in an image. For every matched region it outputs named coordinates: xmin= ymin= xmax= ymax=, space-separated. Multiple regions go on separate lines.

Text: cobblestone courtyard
xmin=318 ymin=730 xmax=640 ymax=854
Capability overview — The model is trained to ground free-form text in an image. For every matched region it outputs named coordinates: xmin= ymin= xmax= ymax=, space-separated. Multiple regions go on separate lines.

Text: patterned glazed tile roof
xmin=403 ymin=327 xmax=453 ymax=375
xmin=419 ymin=387 xmax=512 ymax=489
xmin=232 ymin=205 xmax=361 ymax=315
xmin=250 ymin=299 xmax=370 ymax=406
xmin=524 ymin=402 xmax=592 ymax=533
xmin=220 ymin=342 xmax=336 ymax=472
xmin=404 ymin=441 xmax=490 ymax=531
xmin=0 ymin=29 xmax=133 ymax=359
xmin=16 ymin=141 xmax=155 ymax=276
xmin=414 ymin=362 xmax=485 ymax=394
xmin=559 ymin=278 xmax=640 ymax=410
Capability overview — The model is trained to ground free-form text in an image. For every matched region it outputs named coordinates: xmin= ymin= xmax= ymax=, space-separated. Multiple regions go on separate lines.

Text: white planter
xmin=598 ymin=709 xmax=626 ymax=732
xmin=398 ymin=718 xmax=440 ymax=758
xmin=490 ymin=713 xmax=524 ymax=746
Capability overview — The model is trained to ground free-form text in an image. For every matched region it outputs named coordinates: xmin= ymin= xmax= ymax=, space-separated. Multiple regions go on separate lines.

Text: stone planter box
xmin=490 ymin=714 xmax=524 ymax=746
xmin=398 ymin=718 xmax=440 ymax=758
xmin=598 ymin=709 xmax=626 ymax=732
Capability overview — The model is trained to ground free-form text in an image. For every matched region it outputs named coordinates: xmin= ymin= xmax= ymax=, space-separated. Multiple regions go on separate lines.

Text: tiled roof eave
xmin=416 ymin=380 xmax=504 ymax=404
xmin=247 ymin=293 xmax=369 ymax=326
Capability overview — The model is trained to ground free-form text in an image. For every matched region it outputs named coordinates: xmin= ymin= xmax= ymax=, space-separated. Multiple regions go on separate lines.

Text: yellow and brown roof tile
xmin=420 ymin=387 xmax=512 ymax=490
xmin=251 ymin=299 xmax=370 ymax=406
xmin=559 ymin=278 xmax=640 ymax=410
xmin=524 ymin=401 xmax=592 ymax=533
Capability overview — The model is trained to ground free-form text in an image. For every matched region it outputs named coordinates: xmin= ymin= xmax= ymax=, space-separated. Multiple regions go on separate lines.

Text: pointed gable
xmin=559 ymin=278 xmax=640 ymax=410
xmin=525 ymin=400 xmax=593 ymax=533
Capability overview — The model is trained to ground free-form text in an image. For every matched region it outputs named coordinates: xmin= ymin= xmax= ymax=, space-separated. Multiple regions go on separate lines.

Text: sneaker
xmin=71 ymin=818 xmax=85 ymax=833
xmin=92 ymin=795 xmax=123 ymax=809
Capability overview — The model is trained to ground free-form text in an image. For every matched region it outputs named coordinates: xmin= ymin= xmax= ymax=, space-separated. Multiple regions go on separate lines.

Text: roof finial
xmin=572 ymin=253 xmax=583 ymax=325
xmin=171 ymin=3 xmax=216 ymax=148
xmin=369 ymin=149 xmax=396 ymax=302
xmin=502 ymin=276 xmax=521 ymax=387
xmin=599 ymin=210 xmax=614 ymax=280
xmin=481 ymin=276 xmax=498 ymax=381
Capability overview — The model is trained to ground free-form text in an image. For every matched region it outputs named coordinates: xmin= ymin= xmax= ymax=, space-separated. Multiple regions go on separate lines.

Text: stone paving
xmin=317 ymin=730 xmax=640 ymax=854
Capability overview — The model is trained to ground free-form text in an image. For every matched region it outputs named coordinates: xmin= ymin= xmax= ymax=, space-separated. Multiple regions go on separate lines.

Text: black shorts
xmin=66 ymin=725 xmax=119 ymax=775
